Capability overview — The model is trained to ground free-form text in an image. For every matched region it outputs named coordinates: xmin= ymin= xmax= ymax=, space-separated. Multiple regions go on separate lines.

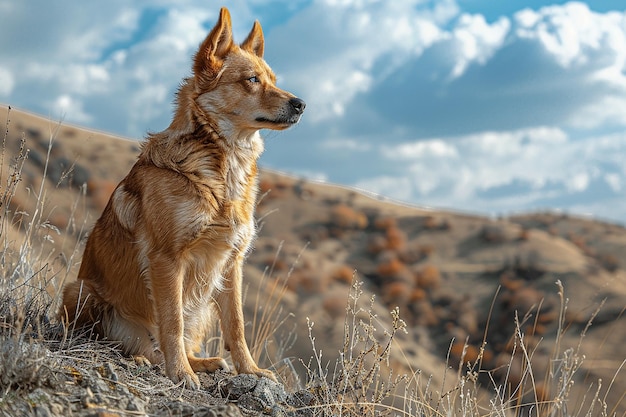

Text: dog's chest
xmin=198 ymin=178 xmax=257 ymax=252
xmin=188 ymin=139 xmax=260 ymax=252
xmin=217 ymin=196 xmax=256 ymax=249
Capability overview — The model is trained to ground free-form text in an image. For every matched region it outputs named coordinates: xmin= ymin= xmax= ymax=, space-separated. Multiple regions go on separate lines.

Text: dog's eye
xmin=247 ymin=76 xmax=260 ymax=83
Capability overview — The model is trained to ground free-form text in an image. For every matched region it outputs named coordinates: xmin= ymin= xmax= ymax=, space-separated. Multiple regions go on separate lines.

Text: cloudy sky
xmin=2 ymin=1 xmax=626 ymax=224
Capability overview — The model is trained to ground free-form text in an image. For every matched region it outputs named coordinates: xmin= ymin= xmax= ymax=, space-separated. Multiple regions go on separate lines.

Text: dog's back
xmin=60 ymin=7 xmax=304 ymax=388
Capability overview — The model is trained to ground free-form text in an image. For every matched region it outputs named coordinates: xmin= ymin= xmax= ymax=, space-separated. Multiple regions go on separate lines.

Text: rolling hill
xmin=1 ymin=104 xmax=624 ymax=416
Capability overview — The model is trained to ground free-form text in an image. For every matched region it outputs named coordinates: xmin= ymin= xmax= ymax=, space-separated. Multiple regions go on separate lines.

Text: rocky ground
xmin=1 ymin=105 xmax=625 ymax=416
xmin=1 ymin=335 xmax=316 ymax=416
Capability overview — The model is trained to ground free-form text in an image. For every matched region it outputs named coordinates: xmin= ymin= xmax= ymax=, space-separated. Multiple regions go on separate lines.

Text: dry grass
xmin=297 ymin=278 xmax=614 ymax=417
xmin=1 ymin=109 xmax=624 ymax=416
xmin=1 ymin=108 xmax=84 ymax=398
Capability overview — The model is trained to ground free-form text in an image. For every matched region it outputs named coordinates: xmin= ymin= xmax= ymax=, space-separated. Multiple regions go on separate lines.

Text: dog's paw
xmin=188 ymin=356 xmax=230 ymax=373
xmin=133 ymin=350 xmax=164 ymax=367
xmin=167 ymin=362 xmax=201 ymax=389
xmin=133 ymin=355 xmax=152 ymax=366
xmin=178 ymin=371 xmax=201 ymax=390
xmin=254 ymin=367 xmax=278 ymax=382
xmin=238 ymin=365 xmax=277 ymax=382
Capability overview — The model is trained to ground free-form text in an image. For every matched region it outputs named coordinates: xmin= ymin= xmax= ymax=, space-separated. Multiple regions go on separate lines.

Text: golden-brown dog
xmin=59 ymin=7 xmax=305 ymax=388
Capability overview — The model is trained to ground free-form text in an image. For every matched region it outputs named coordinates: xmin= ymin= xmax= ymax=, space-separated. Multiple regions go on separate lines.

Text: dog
xmin=59 ymin=7 xmax=305 ymax=388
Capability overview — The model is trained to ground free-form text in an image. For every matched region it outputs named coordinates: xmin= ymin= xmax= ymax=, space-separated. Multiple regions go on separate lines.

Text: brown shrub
xmin=567 ymin=232 xmax=588 ymax=251
xmin=507 ymin=286 xmax=543 ymax=312
xmin=528 ymin=323 xmax=548 ymax=335
xmin=48 ymin=213 xmax=69 ymax=230
xmin=258 ymin=178 xmax=274 ymax=194
xmin=416 ymin=264 xmax=441 ymax=289
xmin=450 ymin=342 xmax=480 ymax=364
xmin=537 ymin=309 xmax=558 ymax=324
xmin=518 ymin=227 xmax=531 ymax=241
xmin=285 ymin=271 xmax=301 ymax=293
xmin=297 ymin=271 xmax=329 ymax=294
xmin=258 ymin=178 xmax=291 ymax=200
xmin=330 ymin=204 xmax=368 ymax=230
xmin=598 ymin=253 xmax=620 ymax=272
xmin=332 ymin=265 xmax=354 ymax=285
xmin=481 ymin=348 xmax=494 ymax=365
xmin=373 ymin=216 xmax=396 ymax=230
xmin=422 ymin=216 xmax=439 ymax=230
xmin=409 ymin=288 xmax=426 ymax=302
xmin=480 ymin=224 xmax=507 ymax=243
xmin=367 ymin=235 xmax=388 ymax=255
xmin=399 ymin=243 xmax=435 ymax=264
xmin=440 ymin=218 xmax=452 ymax=230
xmin=382 ymin=281 xmax=411 ymax=305
xmin=385 ymin=226 xmax=406 ymax=251
xmin=418 ymin=244 xmax=435 ymax=257
xmin=499 ymin=271 xmax=524 ymax=291
xmin=265 ymin=257 xmax=288 ymax=273
xmin=274 ymin=180 xmax=291 ymax=192
xmin=323 ymin=294 xmax=347 ymax=318
xmin=376 ymin=258 xmax=407 ymax=278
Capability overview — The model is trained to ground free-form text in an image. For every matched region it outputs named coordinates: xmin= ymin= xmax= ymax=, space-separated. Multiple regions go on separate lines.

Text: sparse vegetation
xmin=1 ymin=107 xmax=625 ymax=416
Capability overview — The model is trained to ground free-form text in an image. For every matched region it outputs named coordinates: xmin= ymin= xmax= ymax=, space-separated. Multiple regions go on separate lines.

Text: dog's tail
xmin=59 ymin=280 xmax=109 ymax=335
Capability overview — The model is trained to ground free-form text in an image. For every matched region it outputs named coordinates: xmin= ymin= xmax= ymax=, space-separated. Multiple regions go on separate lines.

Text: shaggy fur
xmin=59 ymin=7 xmax=305 ymax=388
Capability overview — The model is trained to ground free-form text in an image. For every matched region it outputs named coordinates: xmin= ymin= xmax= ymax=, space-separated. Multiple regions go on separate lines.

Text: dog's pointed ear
xmin=241 ymin=20 xmax=264 ymax=58
xmin=194 ymin=7 xmax=234 ymax=76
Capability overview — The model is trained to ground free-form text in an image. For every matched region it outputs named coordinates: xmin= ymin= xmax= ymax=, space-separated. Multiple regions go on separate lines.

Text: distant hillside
xmin=1 ymin=104 xmax=624 ymax=416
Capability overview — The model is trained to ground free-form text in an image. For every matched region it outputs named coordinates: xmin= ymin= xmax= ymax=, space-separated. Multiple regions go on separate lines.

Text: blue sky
xmin=2 ymin=1 xmax=626 ymax=224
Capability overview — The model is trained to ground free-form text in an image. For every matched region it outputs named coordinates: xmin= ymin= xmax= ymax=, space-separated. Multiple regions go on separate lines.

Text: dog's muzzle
xmin=286 ymin=97 xmax=306 ymax=124
xmin=289 ymin=97 xmax=306 ymax=115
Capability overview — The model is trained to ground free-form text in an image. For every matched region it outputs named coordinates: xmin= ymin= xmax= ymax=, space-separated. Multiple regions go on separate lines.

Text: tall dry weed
xmin=299 ymin=277 xmax=622 ymax=417
xmin=0 ymin=108 xmax=87 ymax=395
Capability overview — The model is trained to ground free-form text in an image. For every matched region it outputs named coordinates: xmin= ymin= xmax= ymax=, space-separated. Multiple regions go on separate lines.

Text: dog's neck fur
xmin=141 ymin=81 xmax=263 ymax=203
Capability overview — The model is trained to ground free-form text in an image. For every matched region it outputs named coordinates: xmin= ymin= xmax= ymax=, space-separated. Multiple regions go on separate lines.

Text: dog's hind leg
xmin=60 ymin=281 xmax=161 ymax=364
xmin=60 ymin=280 xmax=107 ymax=335
xmin=102 ymin=310 xmax=163 ymax=365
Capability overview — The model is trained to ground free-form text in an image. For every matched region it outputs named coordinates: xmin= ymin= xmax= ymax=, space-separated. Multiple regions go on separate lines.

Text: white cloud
xmin=354 ymin=176 xmax=414 ymax=202
xmin=0 ymin=1 xmax=234 ymax=136
xmin=3 ymin=1 xmax=626 ymax=223
xmin=605 ymin=173 xmax=622 ymax=192
xmin=448 ymin=13 xmax=510 ymax=78
xmin=310 ymin=1 xmax=626 ymax=145
xmin=0 ymin=67 xmax=14 ymax=96
xmin=321 ymin=138 xmax=371 ymax=152
xmin=265 ymin=0 xmax=451 ymax=122
xmin=382 ymin=140 xmax=458 ymax=160
xmin=52 ymin=95 xmax=93 ymax=124
xmin=514 ymin=2 xmax=623 ymax=68
xmin=356 ymin=128 xmax=626 ymax=219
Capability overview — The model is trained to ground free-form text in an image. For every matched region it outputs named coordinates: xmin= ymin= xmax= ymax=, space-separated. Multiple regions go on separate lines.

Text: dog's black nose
xmin=289 ymin=97 xmax=306 ymax=114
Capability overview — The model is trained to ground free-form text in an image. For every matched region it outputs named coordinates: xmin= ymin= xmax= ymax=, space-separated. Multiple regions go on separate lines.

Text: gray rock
xmin=285 ymin=391 xmax=315 ymax=409
xmin=102 ymin=362 xmax=119 ymax=383
xmin=220 ymin=374 xmax=258 ymax=400
xmin=157 ymin=401 xmax=242 ymax=417
xmin=34 ymin=405 xmax=51 ymax=417
xmin=251 ymin=377 xmax=286 ymax=409
xmin=238 ymin=393 xmax=267 ymax=413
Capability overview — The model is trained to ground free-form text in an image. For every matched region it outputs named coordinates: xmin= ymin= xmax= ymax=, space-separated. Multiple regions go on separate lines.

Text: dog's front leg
xmin=149 ymin=256 xmax=200 ymax=389
xmin=217 ymin=254 xmax=277 ymax=381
